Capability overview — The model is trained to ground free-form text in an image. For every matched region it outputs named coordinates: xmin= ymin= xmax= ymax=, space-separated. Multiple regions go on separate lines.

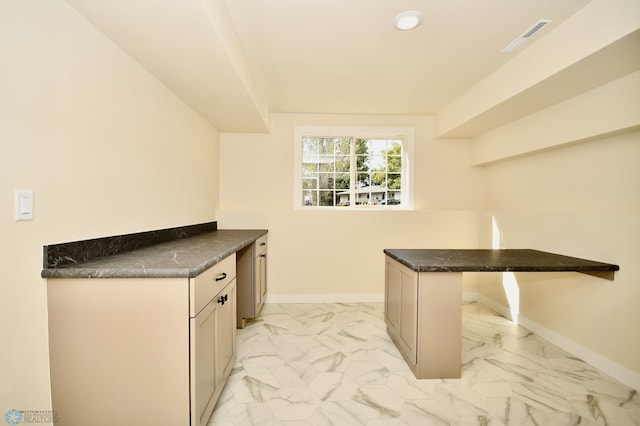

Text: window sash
xmin=300 ymin=135 xmax=405 ymax=208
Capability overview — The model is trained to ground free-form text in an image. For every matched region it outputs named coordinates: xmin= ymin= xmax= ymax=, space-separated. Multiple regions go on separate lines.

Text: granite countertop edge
xmin=383 ymin=248 xmax=620 ymax=273
xmin=42 ymin=229 xmax=267 ymax=279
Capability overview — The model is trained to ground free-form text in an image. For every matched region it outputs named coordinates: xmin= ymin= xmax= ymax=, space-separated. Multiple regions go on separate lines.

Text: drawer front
xmin=190 ymin=254 xmax=236 ymax=317
xmin=255 ymin=235 xmax=268 ymax=256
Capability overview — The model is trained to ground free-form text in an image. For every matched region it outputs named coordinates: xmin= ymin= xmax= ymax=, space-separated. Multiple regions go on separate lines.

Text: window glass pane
xmin=334 ymin=173 xmax=350 ymax=190
xmin=318 ymin=173 xmax=333 ymax=190
xmin=368 ymin=154 xmax=384 ymax=169
xmin=300 ymin=133 xmax=405 ymax=208
xmin=387 ymin=141 xmax=402 ymax=156
xmin=318 ymin=156 xmax=335 ymax=172
xmin=336 ymin=192 xmax=350 ymax=206
xmin=302 ymin=177 xmax=317 ymax=190
xmin=302 ymin=162 xmax=318 ymax=174
xmin=302 ymin=138 xmax=318 ymax=158
xmin=303 ymin=191 xmax=317 ymax=206
xmin=335 ymin=155 xmax=349 ymax=172
xmin=318 ymin=138 xmax=334 ymax=155
xmin=357 ymin=173 xmax=370 ymax=188
xmin=388 ymin=173 xmax=402 ymax=190
xmin=334 ymin=139 xmax=350 ymax=154
xmin=355 ymin=138 xmax=368 ymax=154
xmin=318 ymin=190 xmax=335 ymax=206
xmin=368 ymin=139 xmax=387 ymax=156
xmin=387 ymin=142 xmax=402 ymax=173
xmin=371 ymin=169 xmax=385 ymax=187
xmin=356 ymin=157 xmax=369 ymax=180
xmin=355 ymin=191 xmax=370 ymax=205
xmin=371 ymin=193 xmax=384 ymax=205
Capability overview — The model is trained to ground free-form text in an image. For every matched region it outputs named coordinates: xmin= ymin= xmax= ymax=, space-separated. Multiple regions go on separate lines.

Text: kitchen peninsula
xmin=383 ymin=249 xmax=619 ymax=380
xmin=42 ymin=222 xmax=267 ymax=426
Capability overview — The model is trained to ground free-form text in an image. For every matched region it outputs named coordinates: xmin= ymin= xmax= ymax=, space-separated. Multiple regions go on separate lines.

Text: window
xmin=294 ymin=127 xmax=414 ymax=209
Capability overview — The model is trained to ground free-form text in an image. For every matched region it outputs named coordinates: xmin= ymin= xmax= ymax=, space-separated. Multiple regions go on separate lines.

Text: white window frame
xmin=293 ymin=126 xmax=415 ymax=210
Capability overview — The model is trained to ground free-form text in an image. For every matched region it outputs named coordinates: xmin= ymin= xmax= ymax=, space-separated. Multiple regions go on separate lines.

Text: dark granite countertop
xmin=42 ymin=228 xmax=267 ymax=279
xmin=383 ymin=249 xmax=620 ymax=273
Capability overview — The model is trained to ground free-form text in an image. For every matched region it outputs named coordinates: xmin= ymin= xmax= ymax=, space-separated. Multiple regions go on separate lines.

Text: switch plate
xmin=15 ymin=190 xmax=34 ymax=221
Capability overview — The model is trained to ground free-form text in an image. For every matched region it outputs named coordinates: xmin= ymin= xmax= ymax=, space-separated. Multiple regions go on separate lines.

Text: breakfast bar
xmin=382 ymin=249 xmax=619 ymax=380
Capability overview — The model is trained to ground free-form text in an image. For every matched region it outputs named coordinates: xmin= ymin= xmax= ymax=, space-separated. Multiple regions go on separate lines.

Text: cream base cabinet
xmin=236 ymin=234 xmax=267 ymax=328
xmin=190 ymin=279 xmax=236 ymax=426
xmin=47 ymin=255 xmax=236 ymax=426
xmin=385 ymin=256 xmax=418 ymax=364
xmin=384 ymin=256 xmax=463 ymax=379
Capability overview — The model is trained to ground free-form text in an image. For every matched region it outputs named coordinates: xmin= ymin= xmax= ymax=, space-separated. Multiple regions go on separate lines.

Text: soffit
xmin=65 ymin=0 xmax=593 ymax=131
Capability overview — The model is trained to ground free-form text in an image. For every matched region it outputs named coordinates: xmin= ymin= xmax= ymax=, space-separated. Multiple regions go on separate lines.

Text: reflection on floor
xmin=210 ymin=302 xmax=639 ymax=425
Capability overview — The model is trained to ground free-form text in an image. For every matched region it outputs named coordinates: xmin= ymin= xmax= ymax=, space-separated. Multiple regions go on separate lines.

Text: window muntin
xmin=301 ymin=135 xmax=406 ymax=208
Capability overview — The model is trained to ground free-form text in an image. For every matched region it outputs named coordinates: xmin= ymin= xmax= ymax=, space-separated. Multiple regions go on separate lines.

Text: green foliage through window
xmin=302 ymin=136 xmax=404 ymax=207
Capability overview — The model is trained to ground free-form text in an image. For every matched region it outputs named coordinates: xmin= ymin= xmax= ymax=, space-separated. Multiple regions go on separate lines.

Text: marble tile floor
xmin=209 ymin=302 xmax=639 ymax=425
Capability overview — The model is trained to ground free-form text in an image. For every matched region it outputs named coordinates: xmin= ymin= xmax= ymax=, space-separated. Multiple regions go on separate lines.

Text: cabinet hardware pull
xmin=260 ymin=242 xmax=266 ymax=246
xmin=215 ymin=272 xmax=227 ymax=281
xmin=217 ymin=294 xmax=229 ymax=305
xmin=260 ymin=254 xmax=266 ymax=258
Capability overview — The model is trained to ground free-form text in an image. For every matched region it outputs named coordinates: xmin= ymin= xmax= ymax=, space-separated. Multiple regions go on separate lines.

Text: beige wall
xmin=2 ymin=0 xmax=638 ymax=417
xmin=452 ymin=0 xmax=640 ymax=387
xmin=471 ymin=71 xmax=640 ymax=165
xmin=0 ymin=0 xmax=218 ymax=415
xmin=217 ymin=113 xmax=484 ymax=300
xmin=477 ymin=126 xmax=640 ymax=383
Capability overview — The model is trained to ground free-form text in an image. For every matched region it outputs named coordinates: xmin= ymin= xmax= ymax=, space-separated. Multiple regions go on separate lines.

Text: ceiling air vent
xmin=501 ymin=19 xmax=551 ymax=53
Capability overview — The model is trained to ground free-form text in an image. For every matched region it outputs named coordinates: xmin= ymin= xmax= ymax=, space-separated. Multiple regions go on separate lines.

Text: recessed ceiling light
xmin=393 ymin=10 xmax=423 ymax=31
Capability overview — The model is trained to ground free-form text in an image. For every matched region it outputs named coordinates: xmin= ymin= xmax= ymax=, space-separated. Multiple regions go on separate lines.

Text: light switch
xmin=15 ymin=190 xmax=34 ymax=221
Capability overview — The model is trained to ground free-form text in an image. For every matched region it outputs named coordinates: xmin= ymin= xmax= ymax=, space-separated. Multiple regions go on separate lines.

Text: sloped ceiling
xmin=64 ymin=0 xmax=636 ymax=135
xmin=65 ymin=0 xmax=270 ymax=132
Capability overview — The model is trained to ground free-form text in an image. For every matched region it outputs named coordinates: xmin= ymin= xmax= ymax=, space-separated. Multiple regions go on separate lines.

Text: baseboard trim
xmin=265 ymin=293 xmax=384 ymax=304
xmin=467 ymin=292 xmax=640 ymax=392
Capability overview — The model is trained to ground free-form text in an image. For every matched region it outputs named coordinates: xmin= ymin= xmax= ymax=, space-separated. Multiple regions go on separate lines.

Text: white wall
xmin=217 ymin=113 xmax=484 ymax=301
xmin=0 ymin=0 xmax=219 ymax=415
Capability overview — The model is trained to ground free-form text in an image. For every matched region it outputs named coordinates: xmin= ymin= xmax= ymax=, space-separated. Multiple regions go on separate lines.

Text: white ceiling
xmin=65 ymin=0 xmax=595 ymax=132
xmin=223 ymin=0 xmax=590 ymax=115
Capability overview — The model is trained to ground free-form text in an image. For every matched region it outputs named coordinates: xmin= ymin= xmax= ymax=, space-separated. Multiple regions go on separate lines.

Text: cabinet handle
xmin=260 ymin=254 xmax=266 ymax=258
xmin=217 ymin=294 xmax=229 ymax=305
xmin=215 ymin=272 xmax=227 ymax=282
xmin=259 ymin=242 xmax=266 ymax=246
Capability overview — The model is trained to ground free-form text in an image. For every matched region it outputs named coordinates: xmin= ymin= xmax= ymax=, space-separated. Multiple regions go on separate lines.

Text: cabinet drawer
xmin=255 ymin=235 xmax=267 ymax=256
xmin=190 ymin=254 xmax=236 ymax=317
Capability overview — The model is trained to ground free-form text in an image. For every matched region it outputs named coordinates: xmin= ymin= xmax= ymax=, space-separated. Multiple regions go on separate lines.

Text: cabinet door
xmin=254 ymin=253 xmax=267 ymax=312
xmin=190 ymin=300 xmax=218 ymax=426
xmin=385 ymin=257 xmax=418 ymax=365
xmin=385 ymin=258 xmax=401 ymax=335
xmin=399 ymin=267 xmax=418 ymax=363
xmin=215 ymin=280 xmax=237 ymax=389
